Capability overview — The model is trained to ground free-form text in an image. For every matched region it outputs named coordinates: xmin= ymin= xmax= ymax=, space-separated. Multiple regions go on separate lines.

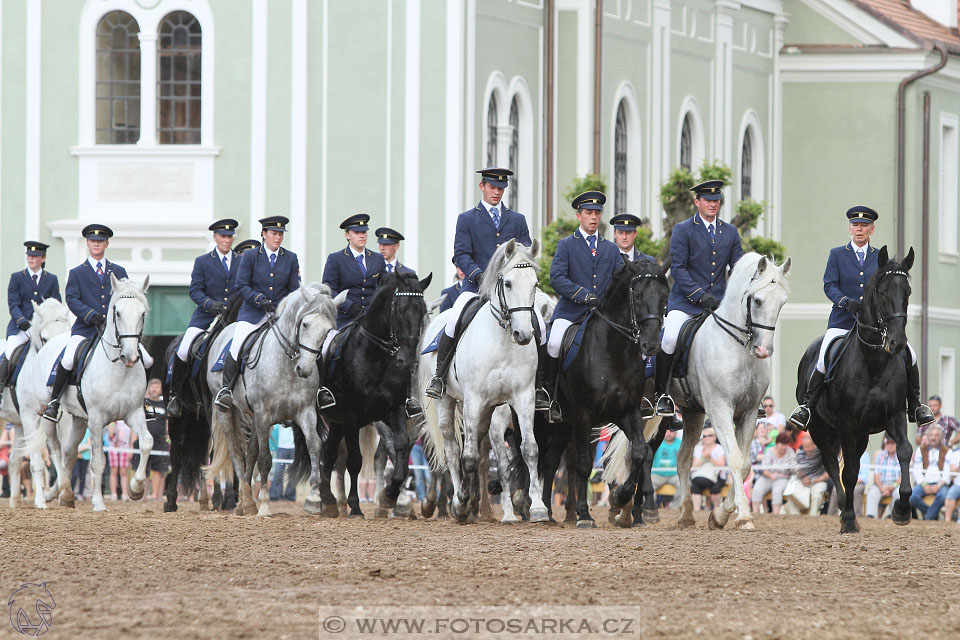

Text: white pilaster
xmin=385 ymin=0 xmax=394 ymax=226
xmin=25 ymin=0 xmax=42 ymax=241
xmin=250 ymin=0 xmax=268 ymax=236
xmin=769 ymin=10 xmax=789 ymax=406
xmin=714 ymin=0 xmax=739 ymax=187
xmin=650 ymin=0 xmax=672 ymax=236
xmin=138 ymin=32 xmax=158 ymax=147
xmin=290 ymin=0 xmax=308 ymax=260
xmin=444 ymin=0 xmax=466 ymax=282
xmin=404 ymin=0 xmax=421 ymax=270
xmin=321 ymin=0 xmax=330 ymax=257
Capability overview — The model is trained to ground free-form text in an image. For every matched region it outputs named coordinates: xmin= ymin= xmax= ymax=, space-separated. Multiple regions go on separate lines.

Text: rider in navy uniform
xmin=376 ymin=227 xmax=417 ymax=276
xmin=426 ymin=168 xmax=548 ymax=407
xmin=609 ymin=213 xmax=656 ymax=263
xmin=166 ymin=218 xmax=241 ymax=417
xmin=790 ymin=206 xmax=934 ymax=429
xmin=438 ymin=258 xmax=465 ymax=313
xmin=544 ymin=191 xmax=620 ymax=421
xmin=322 ymin=214 xmax=386 ymax=329
xmin=215 ymin=216 xmax=301 ymax=409
xmin=42 ymin=224 xmax=154 ymax=422
xmin=0 ymin=241 xmax=61 ymax=406
xmin=655 ymin=180 xmax=744 ymax=417
xmin=233 ymin=238 xmax=261 ymax=255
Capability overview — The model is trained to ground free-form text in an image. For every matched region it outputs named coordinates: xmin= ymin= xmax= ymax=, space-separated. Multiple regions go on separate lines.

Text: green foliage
xmin=537 ymin=217 xmax=579 ymax=294
xmin=697 ymin=161 xmax=732 ymax=185
xmin=733 ymin=198 xmax=766 ymax=236
xmin=562 ymin=174 xmax=607 ymax=211
xmin=747 ymin=236 xmax=788 ymax=263
xmin=635 ymin=225 xmax=666 ymax=258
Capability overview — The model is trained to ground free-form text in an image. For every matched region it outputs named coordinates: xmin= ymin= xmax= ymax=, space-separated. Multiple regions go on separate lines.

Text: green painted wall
xmin=782 ymin=0 xmax=860 ymax=46
xmin=2 ymin=2 xmax=27 ymax=280
xmin=555 ymin=10 xmax=578 ymax=221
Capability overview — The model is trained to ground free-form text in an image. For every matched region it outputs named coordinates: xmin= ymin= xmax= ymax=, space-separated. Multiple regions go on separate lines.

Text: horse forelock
xmin=478 ymin=242 xmax=540 ymax=300
xmin=109 ymin=278 xmax=149 ymax=314
xmin=727 ymin=253 xmax=790 ymax=304
xmin=288 ymin=282 xmax=337 ymax=325
xmin=862 ymin=258 xmax=911 ymax=320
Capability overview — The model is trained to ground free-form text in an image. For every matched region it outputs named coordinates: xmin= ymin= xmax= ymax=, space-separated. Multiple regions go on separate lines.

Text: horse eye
xmin=505 ymin=282 xmax=512 ymax=289
xmin=754 ymin=299 xmax=762 ymax=306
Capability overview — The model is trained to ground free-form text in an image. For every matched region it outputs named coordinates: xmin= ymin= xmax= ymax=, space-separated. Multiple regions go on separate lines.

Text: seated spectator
xmin=651 ymin=429 xmax=681 ymax=506
xmin=689 ymin=428 xmax=726 ymax=511
xmin=71 ymin=428 xmax=92 ymax=501
xmin=269 ymin=422 xmax=297 ymax=502
xmin=757 ymin=397 xmax=784 ymax=452
xmin=909 ymin=426 xmax=949 ymax=520
xmin=941 ymin=443 xmax=960 ymax=523
xmin=783 ymin=434 xmax=832 ymax=516
xmin=750 ymin=423 xmax=768 ymax=470
xmin=864 ymin=437 xmax=901 ymax=518
xmin=751 ymin=432 xmax=797 ymax=514
xmin=928 ymin=395 xmax=960 ymax=449
xmin=107 ymin=420 xmax=132 ymax=501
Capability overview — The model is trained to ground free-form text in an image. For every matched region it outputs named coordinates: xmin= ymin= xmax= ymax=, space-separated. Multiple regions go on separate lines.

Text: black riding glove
xmin=584 ymin=294 xmax=601 ymax=309
xmin=699 ymin=293 xmax=720 ymax=312
xmin=262 ymin=301 xmax=276 ymax=313
xmin=16 ymin=319 xmax=30 ymax=331
xmin=210 ymin=301 xmax=228 ymax=315
xmin=842 ymin=299 xmax=861 ymax=315
xmin=90 ymin=314 xmax=106 ymax=327
xmin=472 ymin=271 xmax=484 ymax=285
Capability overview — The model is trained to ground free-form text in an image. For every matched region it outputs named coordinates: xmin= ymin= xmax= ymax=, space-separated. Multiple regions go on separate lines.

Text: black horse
xmin=796 ymin=246 xmax=916 ymax=534
xmin=291 ymin=271 xmax=431 ymax=516
xmin=161 ymin=297 xmax=241 ymax=512
xmin=522 ymin=256 xmax=669 ymax=528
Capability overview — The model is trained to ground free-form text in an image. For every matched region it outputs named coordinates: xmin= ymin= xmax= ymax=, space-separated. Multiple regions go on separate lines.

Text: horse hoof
xmin=256 ymin=506 xmax=272 ymax=518
xmin=349 ymin=509 xmax=365 ymax=519
xmin=322 ymin=504 xmax=340 ymax=518
xmin=303 ymin=499 xmax=324 ymax=515
xmin=643 ymin=508 xmax=660 ymax=525
xmin=197 ymin=501 xmax=209 ymax=512
xmin=127 ymin=486 xmax=145 ymax=501
xmin=892 ymin=500 xmax=911 ymax=526
xmin=631 ymin=519 xmax=646 ymax=528
xmin=529 ymin=507 xmax=549 ymax=523
xmin=337 ymin=503 xmax=349 ymax=518
xmin=243 ymin=502 xmax=258 ymax=516
xmin=59 ymin=497 xmax=76 ymax=509
xmin=737 ymin=519 xmax=756 ymax=531
xmin=34 ymin=502 xmax=48 ymax=510
xmin=163 ymin=502 xmax=178 ymax=513
xmin=606 ymin=507 xmax=621 ymax=525
xmin=563 ymin=512 xmax=578 ymax=524
xmin=500 ymin=515 xmax=519 ymax=524
xmin=839 ymin=520 xmax=861 ymax=534
xmin=373 ymin=507 xmax=390 ymax=519
xmin=576 ymin=519 xmax=596 ymax=529
xmin=615 ymin=513 xmax=633 ymax=528
xmin=420 ymin=501 xmax=436 ymax=519
xmin=707 ymin=511 xmax=725 ymax=530
xmin=677 ymin=516 xmax=696 ymax=529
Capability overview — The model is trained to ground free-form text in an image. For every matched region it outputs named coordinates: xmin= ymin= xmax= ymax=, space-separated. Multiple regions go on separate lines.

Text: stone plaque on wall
xmin=98 ymin=162 xmax=194 ymax=202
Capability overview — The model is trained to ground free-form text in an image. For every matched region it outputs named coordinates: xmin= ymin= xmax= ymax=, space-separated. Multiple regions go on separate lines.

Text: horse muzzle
xmin=294 ymin=363 xmax=313 ymax=379
xmin=752 ymin=344 xmax=772 ymax=359
xmin=512 ymin=329 xmax=533 ymax=346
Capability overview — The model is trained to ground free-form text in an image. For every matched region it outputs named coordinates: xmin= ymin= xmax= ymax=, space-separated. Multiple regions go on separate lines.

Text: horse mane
xmin=860 ymin=254 xmax=910 ymax=324
xmin=109 ymin=278 xmax=150 ymax=311
xmin=366 ymin=271 xmax=425 ymax=317
xmin=478 ymin=242 xmax=541 ymax=300
xmin=281 ymin=281 xmax=337 ymax=322
xmin=600 ymin=258 xmax=662 ymax=309
xmin=725 ymin=252 xmax=790 ymax=305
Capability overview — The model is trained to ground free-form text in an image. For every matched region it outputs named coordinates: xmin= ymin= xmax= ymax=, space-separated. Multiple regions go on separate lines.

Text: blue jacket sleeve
xmin=188 ymin=257 xmax=213 ymax=312
xmin=517 ymin=215 xmax=532 ymax=247
xmin=550 ymin=240 xmax=589 ymax=304
xmin=729 ymin=228 xmax=744 ymax=268
xmin=112 ymin=265 xmax=129 ymax=280
xmin=65 ymin=270 xmax=97 ymax=324
xmin=286 ymin=253 xmax=301 ymax=294
xmin=822 ymin=250 xmax=847 ymax=307
xmin=236 ymin=252 xmax=263 ymax=307
xmin=453 ymin=215 xmax=483 ymax=286
xmin=669 ymin=226 xmax=704 ymax=304
xmin=8 ymin=275 xmax=26 ymax=325
xmin=49 ymin=276 xmax=62 ymax=303
xmin=322 ymin=254 xmax=352 ymax=314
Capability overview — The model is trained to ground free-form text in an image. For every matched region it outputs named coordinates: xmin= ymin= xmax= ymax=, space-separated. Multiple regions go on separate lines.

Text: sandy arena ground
xmin=2 ymin=499 xmax=959 ymax=639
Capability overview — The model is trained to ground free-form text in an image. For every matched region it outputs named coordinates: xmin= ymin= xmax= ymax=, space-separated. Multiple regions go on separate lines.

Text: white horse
xmin=205 ymin=283 xmax=345 ymax=517
xmin=419 ymin=239 xmax=549 ymax=523
xmin=624 ymin=253 xmax=791 ymax=530
xmin=1 ymin=299 xmax=72 ymax=508
xmin=24 ymin=275 xmax=152 ymax=511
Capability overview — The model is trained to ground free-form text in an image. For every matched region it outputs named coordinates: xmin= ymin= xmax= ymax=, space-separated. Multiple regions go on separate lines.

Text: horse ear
xmin=530 ymin=239 xmax=541 ymax=258
xmin=878 ymin=245 xmax=889 ymax=268
xmin=140 ymin=274 xmax=150 ymax=293
xmin=620 ymin=253 xmax=630 ymax=266
xmin=332 ymin=290 xmax=349 ymax=307
xmin=504 ymin=238 xmax=516 ymax=259
xmin=902 ymin=247 xmax=915 ymax=271
xmin=780 ymin=256 xmax=792 ymax=276
xmin=419 ymin=272 xmax=433 ymax=290
xmin=110 ymin=272 xmax=120 ymax=289
xmin=32 ymin=299 xmax=41 ymax=313
xmin=756 ymin=256 xmax=767 ymax=276
xmin=300 ymin=283 xmax=318 ymax=302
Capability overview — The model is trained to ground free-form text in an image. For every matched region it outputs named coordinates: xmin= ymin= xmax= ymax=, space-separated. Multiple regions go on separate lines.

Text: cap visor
xmin=485 ymin=179 xmax=508 ymax=189
xmin=699 ymin=193 xmax=722 ymax=201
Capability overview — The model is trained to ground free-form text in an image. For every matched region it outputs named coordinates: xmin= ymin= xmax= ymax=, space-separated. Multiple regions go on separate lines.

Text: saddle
xmin=211 ymin=323 xmax=271 ymax=374
xmin=3 ymin=342 xmax=31 ymax=413
xmin=420 ymin=296 xmax=485 ymax=356
xmin=822 ymin=331 xmax=853 ymax=385
xmin=559 ymin=311 xmax=595 ymax=372
xmin=323 ymin=322 xmax=359 ymax=378
xmin=643 ymin=313 xmax=710 ymax=413
xmin=46 ymin=338 xmax=96 ymax=412
xmin=164 ymin=329 xmax=221 ymax=385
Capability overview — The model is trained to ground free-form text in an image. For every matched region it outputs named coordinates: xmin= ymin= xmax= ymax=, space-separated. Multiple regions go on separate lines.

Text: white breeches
xmin=176 ymin=326 xmax=206 ymax=362
xmin=4 ymin=330 xmax=29 ymax=359
xmin=229 ymin=318 xmax=266 ymax=360
xmin=443 ymin=290 xmax=546 ymax=345
xmin=321 ymin=329 xmax=338 ymax=359
xmin=816 ymin=327 xmax=916 ymax=373
xmin=60 ymin=334 xmax=153 ymax=370
xmin=661 ymin=310 xmax=694 ymax=355
xmin=547 ymin=318 xmax=574 ymax=359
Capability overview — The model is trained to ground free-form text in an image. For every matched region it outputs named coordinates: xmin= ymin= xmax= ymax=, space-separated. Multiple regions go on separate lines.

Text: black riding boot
xmin=165 ymin=356 xmax=189 ymax=418
xmin=789 ymin=369 xmax=826 ymax=430
xmin=0 ymin=354 xmax=9 ymax=408
xmin=214 ymin=355 xmax=238 ymax=411
xmin=425 ymin=333 xmax=455 ymax=399
xmin=907 ymin=361 xmax=935 ymax=426
xmin=534 ymin=343 xmax=552 ymax=411
xmin=315 ymin=357 xmax=336 ymax=410
xmin=654 ymin=351 xmax=676 ymax=416
xmin=543 ymin=354 xmax=563 ymax=423
xmin=41 ymin=364 xmax=71 ymax=423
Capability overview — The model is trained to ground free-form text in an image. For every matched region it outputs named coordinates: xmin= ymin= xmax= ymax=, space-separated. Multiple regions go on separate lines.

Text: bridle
xmin=855 ymin=269 xmax=909 ymax=351
xmin=358 ymin=289 xmax=425 ymax=355
xmin=711 ymin=284 xmax=778 ymax=348
xmin=96 ymin=294 xmax=145 ymax=363
xmin=594 ymin=271 xmax=667 ymax=345
xmin=489 ymin=262 xmax=538 ymax=331
xmin=268 ymin=307 xmax=325 ymax=361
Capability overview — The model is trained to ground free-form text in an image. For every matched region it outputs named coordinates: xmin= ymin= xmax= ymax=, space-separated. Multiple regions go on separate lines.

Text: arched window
xmin=680 ymin=114 xmax=692 ymax=171
xmin=741 ymin=128 xmax=753 ymax=200
xmin=486 ymin=94 xmax=498 ymax=168
xmin=158 ymin=11 xmax=202 ymax=144
xmin=508 ymin=97 xmax=519 ymax=211
xmin=96 ymin=11 xmax=140 ymax=144
xmin=614 ymin=101 xmax=628 ymax=213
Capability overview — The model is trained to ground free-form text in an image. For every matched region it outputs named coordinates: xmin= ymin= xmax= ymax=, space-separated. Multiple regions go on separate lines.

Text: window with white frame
xmin=486 ymin=94 xmax=498 ymax=168
xmin=96 ymin=11 xmax=141 ymax=144
xmin=508 ymin=97 xmax=519 ymax=211
xmin=614 ymin=101 xmax=628 ymax=214
xmin=940 ymin=114 xmax=959 ymax=255
xmin=680 ymin=114 xmax=692 ymax=171
xmin=158 ymin=11 xmax=202 ymax=144
xmin=940 ymin=348 xmax=956 ymax=416
xmin=741 ymin=128 xmax=753 ymax=200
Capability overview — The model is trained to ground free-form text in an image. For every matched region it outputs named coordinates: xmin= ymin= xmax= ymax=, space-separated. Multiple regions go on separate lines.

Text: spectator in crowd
xmin=750 ymin=422 xmax=769 ymax=469
xmin=269 ymin=422 xmax=297 ymax=501
xmin=652 ymin=428 xmax=681 ymax=506
xmin=783 ymin=434 xmax=832 ymax=516
xmin=909 ymin=426 xmax=949 ymax=520
xmin=941 ymin=442 xmax=960 ymax=522
xmin=927 ymin=395 xmax=960 ymax=449
xmin=107 ymin=420 xmax=132 ymax=501
xmin=71 ymin=428 xmax=92 ymax=500
xmin=865 ymin=436 xmax=902 ymax=518
xmin=138 ymin=378 xmax=169 ymax=501
xmin=0 ymin=424 xmax=12 ymax=498
xmin=757 ymin=396 xmax=784 ymax=452
xmin=752 ymin=432 xmax=797 ymax=514
xmin=410 ymin=436 xmax=431 ymax=502
xmin=689 ymin=428 xmax=726 ymax=511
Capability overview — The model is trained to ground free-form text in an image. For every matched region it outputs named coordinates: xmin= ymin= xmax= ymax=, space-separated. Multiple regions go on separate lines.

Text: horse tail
xmin=204 ymin=409 xmax=234 ymax=482
xmin=359 ymin=424 xmax=378 ymax=479
xmin=601 ymin=425 xmax=630 ymax=486
xmin=289 ymin=424 xmax=312 ymax=486
xmin=506 ymin=412 xmax=529 ymax=494
xmin=178 ymin=414 xmax=208 ymax=494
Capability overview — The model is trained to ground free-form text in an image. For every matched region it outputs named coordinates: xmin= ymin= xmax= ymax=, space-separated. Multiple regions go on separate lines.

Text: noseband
xmin=268 ymin=308 xmax=325 ymax=361
xmin=856 ymin=269 xmax=909 ymax=350
xmin=490 ymin=262 xmax=538 ymax=331
xmin=712 ymin=293 xmax=778 ymax=348
xmin=97 ymin=294 xmax=145 ymax=363
xmin=358 ymin=290 xmax=425 ymax=355
xmin=594 ymin=271 xmax=667 ymax=344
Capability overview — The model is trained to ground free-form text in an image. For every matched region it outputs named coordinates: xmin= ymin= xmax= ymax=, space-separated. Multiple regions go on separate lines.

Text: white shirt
xmin=384 ymin=258 xmax=398 ymax=272
xmin=264 ymin=247 xmax=279 ymax=264
xmin=579 ymin=227 xmax=598 ymax=249
xmin=945 ymin=448 xmax=960 ymax=486
xmin=349 ymin=245 xmax=365 ymax=269
xmin=215 ymin=248 xmax=232 ymax=270
xmin=26 ymin=267 xmax=43 ymax=282
xmin=480 ymin=199 xmax=502 ymax=224
xmin=912 ymin=447 xmax=944 ymax=485
xmin=698 ymin=215 xmax=718 ymax=236
xmin=87 ymin=256 xmax=106 ymax=272
xmin=851 ymin=241 xmax=870 ymax=261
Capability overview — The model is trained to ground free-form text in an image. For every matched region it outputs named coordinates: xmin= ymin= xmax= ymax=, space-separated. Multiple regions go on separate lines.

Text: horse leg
xmin=88 ymin=420 xmax=108 ymax=512
xmin=436 ymin=398 xmax=465 ymax=520
xmin=294 ymin=408 xmax=326 ymax=517
xmin=320 ymin=426 xmax=344 ymax=517
xmin=334 ymin=448 xmax=349 ymax=517
xmin=727 ymin=412 xmax=760 ymax=530
xmin=345 ymin=427 xmax=365 ymax=517
xmin=196 ymin=468 xmax=211 ymax=511
xmin=385 ymin=411 xmax=412 ymax=511
xmin=563 ymin=440 xmax=579 ymax=524
xmin=570 ymin=416 xmax=596 ymax=528
xmin=372 ymin=439 xmax=388 ymax=518
xmin=163 ymin=417 xmax=183 ymax=513
xmin=42 ymin=418 xmax=69 ymax=504
xmin=490 ymin=418 xmax=518 ymax=524
xmin=253 ymin=419 xmax=274 ymax=517
xmin=676 ymin=414 xmax=704 ymax=528
xmin=512 ymin=398 xmax=547 ymax=523
xmin=838 ymin=436 xmax=868 ymax=534
xmin=456 ymin=400 xmax=490 ymax=523
xmin=126 ymin=407 xmax=153 ymax=501
xmin=478 ymin=436 xmax=493 ymax=522
xmin=8 ymin=423 xmax=25 ymax=509
xmin=812 ymin=421 xmax=844 ymax=518
xmin=889 ymin=418 xmax=914 ymax=525
xmin=421 ymin=471 xmax=439 ymax=519
xmin=56 ymin=418 xmax=84 ymax=508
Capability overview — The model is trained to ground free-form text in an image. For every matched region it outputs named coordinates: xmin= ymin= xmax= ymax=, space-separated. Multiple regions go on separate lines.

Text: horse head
xmin=289 ymin=282 xmax=343 ymax=378
xmin=479 ymin=238 xmax=541 ymax=345
xmin=605 ymin=256 xmax=669 ymax=358
xmin=374 ymin=271 xmax=431 ymax=369
xmin=29 ymin=298 xmax=71 ymax=350
xmin=718 ymin=253 xmax=791 ymax=359
xmin=863 ymin=245 xmax=913 ymax=355
xmin=108 ymin=273 xmax=150 ymax=367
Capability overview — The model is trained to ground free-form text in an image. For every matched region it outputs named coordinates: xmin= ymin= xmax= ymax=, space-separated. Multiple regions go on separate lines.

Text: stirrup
xmin=789 ymin=405 xmax=811 ymax=430
xmin=213 ymin=388 xmax=233 ymax=410
xmin=405 ymin=397 xmax=423 ymax=419
xmin=547 ymin=400 xmax=563 ymax=424
xmin=535 ymin=387 xmax=551 ymax=411
xmin=165 ymin=396 xmax=182 ymax=418
xmin=655 ymin=393 xmax=676 ymax=417
xmin=425 ymin=376 xmax=445 ymax=399
xmin=639 ymin=396 xmax=655 ymax=421
xmin=316 ymin=387 xmax=336 ymax=410
xmin=40 ymin=400 xmax=61 ymax=424
xmin=757 ymin=405 xmax=766 ymax=420
xmin=914 ymin=404 xmax=935 ymax=427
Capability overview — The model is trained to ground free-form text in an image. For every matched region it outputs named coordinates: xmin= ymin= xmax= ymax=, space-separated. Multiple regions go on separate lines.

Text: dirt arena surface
xmin=2 ymin=499 xmax=958 ymax=639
